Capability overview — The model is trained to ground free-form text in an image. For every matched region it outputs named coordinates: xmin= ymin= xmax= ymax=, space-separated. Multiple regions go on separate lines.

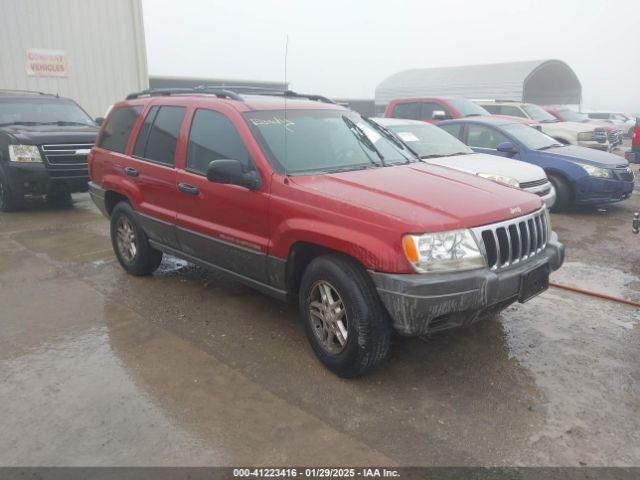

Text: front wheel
xmin=299 ymin=254 xmax=391 ymax=377
xmin=0 ymin=174 xmax=23 ymax=212
xmin=110 ymin=202 xmax=163 ymax=276
xmin=548 ymin=173 xmax=572 ymax=212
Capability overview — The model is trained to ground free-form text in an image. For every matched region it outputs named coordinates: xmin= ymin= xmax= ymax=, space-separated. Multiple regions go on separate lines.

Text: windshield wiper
xmin=538 ymin=144 xmax=564 ymax=150
xmin=465 ymin=113 xmax=482 ymax=117
xmin=361 ymin=117 xmax=417 ymax=164
xmin=0 ymin=121 xmax=47 ymax=127
xmin=39 ymin=121 xmax=93 ymax=126
xmin=341 ymin=116 xmax=385 ymax=166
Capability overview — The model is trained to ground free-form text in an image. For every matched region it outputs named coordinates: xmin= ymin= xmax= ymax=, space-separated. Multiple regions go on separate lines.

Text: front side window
xmin=98 ymin=105 xmax=143 ymax=153
xmin=420 ymin=102 xmax=451 ymax=120
xmin=503 ymin=124 xmax=562 ymax=150
xmin=466 ymin=124 xmax=509 ymax=149
xmin=245 ymin=109 xmax=413 ymax=174
xmin=187 ymin=109 xmax=252 ymax=175
xmin=0 ymin=97 xmax=95 ymax=127
xmin=386 ymin=123 xmax=472 ymax=158
xmin=135 ymin=106 xmax=186 ymax=166
xmin=439 ymin=123 xmax=463 ymax=139
xmin=447 ymin=99 xmax=489 ymax=117
xmin=392 ymin=102 xmax=422 ymax=120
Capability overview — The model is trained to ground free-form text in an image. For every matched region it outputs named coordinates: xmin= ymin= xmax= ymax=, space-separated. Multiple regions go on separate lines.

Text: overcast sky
xmin=142 ymin=0 xmax=639 ymax=112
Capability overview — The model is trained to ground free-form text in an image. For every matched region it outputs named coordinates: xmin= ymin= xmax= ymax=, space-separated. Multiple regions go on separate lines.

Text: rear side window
xmin=186 ymin=109 xmax=251 ymax=175
xmin=98 ymin=105 xmax=143 ymax=153
xmin=134 ymin=106 xmax=185 ymax=166
xmin=392 ymin=102 xmax=421 ymax=120
xmin=439 ymin=123 xmax=463 ymax=139
xmin=482 ymin=104 xmax=501 ymax=114
xmin=499 ymin=105 xmax=526 ymax=118
xmin=466 ymin=124 xmax=508 ymax=149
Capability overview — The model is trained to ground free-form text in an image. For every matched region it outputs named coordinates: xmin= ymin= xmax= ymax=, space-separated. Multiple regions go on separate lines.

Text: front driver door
xmin=174 ymin=107 xmax=271 ymax=284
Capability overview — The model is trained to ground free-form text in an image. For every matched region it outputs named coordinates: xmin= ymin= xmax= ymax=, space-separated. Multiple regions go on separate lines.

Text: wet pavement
xmin=0 ymin=173 xmax=639 ymax=466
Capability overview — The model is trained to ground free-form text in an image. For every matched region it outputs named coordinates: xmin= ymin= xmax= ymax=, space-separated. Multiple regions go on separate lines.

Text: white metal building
xmin=0 ymin=0 xmax=148 ymax=117
xmin=375 ymin=59 xmax=582 ymax=114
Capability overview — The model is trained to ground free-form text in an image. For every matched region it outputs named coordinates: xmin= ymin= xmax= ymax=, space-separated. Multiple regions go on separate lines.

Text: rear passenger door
xmin=174 ymin=107 xmax=271 ymax=283
xmin=128 ymin=104 xmax=186 ymax=249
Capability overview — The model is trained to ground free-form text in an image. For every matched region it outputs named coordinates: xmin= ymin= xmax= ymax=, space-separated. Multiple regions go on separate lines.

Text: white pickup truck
xmin=373 ymin=117 xmax=556 ymax=208
xmin=475 ymin=100 xmax=611 ymax=151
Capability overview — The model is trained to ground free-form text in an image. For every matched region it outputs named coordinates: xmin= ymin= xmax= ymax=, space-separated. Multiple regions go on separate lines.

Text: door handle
xmin=124 ymin=167 xmax=139 ymax=177
xmin=178 ymin=183 xmax=199 ymax=195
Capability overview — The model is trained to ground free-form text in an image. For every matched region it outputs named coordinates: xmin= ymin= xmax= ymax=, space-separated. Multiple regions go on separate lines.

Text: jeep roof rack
xmin=125 ymin=85 xmax=336 ymax=104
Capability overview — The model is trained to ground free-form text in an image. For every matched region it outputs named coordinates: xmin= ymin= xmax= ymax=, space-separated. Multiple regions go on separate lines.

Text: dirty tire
xmin=548 ymin=173 xmax=572 ymax=212
xmin=47 ymin=189 xmax=73 ymax=207
xmin=110 ymin=201 xmax=163 ymax=276
xmin=299 ymin=254 xmax=391 ymax=377
xmin=0 ymin=172 xmax=23 ymax=212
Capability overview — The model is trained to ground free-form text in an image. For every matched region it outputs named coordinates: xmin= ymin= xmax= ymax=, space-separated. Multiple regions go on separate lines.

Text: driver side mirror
xmin=497 ymin=142 xmax=518 ymax=154
xmin=206 ymin=159 xmax=261 ymax=190
xmin=432 ymin=110 xmax=451 ymax=121
xmin=95 ymin=117 xmax=105 ymax=126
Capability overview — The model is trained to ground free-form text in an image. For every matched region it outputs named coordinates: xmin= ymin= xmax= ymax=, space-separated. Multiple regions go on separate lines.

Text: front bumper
xmin=573 ymin=175 xmax=634 ymax=205
xmin=3 ymin=161 xmax=88 ymax=194
xmin=370 ymin=237 xmax=564 ymax=336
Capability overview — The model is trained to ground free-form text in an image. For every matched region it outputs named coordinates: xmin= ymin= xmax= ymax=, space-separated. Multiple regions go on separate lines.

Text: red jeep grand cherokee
xmin=88 ymin=87 xmax=564 ymax=377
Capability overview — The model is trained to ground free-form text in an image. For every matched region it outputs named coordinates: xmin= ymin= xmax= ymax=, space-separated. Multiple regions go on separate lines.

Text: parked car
xmin=0 ymin=90 xmax=99 ymax=211
xmin=475 ymin=100 xmax=612 ymax=151
xmin=438 ymin=117 xmax=635 ymax=211
xmin=372 ymin=117 xmax=555 ymax=207
xmin=627 ymin=118 xmax=640 ymax=163
xmin=543 ymin=105 xmax=624 ymax=148
xmin=586 ymin=111 xmax=636 ymax=137
xmin=88 ymin=87 xmax=564 ymax=377
xmin=384 ymin=96 xmax=499 ymax=123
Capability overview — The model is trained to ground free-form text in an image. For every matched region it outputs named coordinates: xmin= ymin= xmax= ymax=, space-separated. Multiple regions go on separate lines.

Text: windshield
xmin=385 ymin=123 xmax=473 ymax=157
xmin=244 ymin=109 xmax=414 ymax=175
xmin=558 ymin=109 xmax=589 ymax=122
xmin=522 ymin=104 xmax=558 ymax=123
xmin=0 ymin=97 xmax=95 ymax=126
xmin=447 ymin=99 xmax=490 ymax=117
xmin=503 ymin=123 xmax=562 ymax=150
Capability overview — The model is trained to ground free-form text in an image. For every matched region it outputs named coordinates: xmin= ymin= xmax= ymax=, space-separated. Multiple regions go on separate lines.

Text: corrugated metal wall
xmin=0 ymin=0 xmax=148 ymax=117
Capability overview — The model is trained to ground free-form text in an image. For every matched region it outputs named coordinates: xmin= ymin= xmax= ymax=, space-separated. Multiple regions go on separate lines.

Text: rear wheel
xmin=0 ymin=173 xmax=23 ymax=212
xmin=548 ymin=173 xmax=572 ymax=212
xmin=298 ymin=254 xmax=391 ymax=377
xmin=110 ymin=202 xmax=163 ymax=276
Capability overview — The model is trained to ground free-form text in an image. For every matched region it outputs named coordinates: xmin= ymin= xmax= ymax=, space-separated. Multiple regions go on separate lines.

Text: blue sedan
xmin=439 ymin=117 xmax=635 ymax=210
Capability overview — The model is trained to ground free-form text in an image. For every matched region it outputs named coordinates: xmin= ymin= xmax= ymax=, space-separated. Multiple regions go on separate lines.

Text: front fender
xmin=270 ymin=218 xmax=411 ymax=273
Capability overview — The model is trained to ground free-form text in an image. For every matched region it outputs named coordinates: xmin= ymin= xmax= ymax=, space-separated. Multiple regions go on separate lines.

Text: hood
xmin=429 ymin=153 xmax=547 ymax=184
xmin=542 ymin=145 xmax=627 ymax=167
xmin=1 ymin=124 xmax=99 ymax=145
xmin=292 ymin=163 xmax=542 ymax=232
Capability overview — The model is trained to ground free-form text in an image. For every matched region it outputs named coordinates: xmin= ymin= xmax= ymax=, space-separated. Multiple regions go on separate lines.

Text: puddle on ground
xmin=10 ymin=227 xmax=112 ymax=263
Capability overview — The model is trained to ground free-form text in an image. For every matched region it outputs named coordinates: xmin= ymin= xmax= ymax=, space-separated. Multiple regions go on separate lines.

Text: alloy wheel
xmin=116 ymin=215 xmax=138 ymax=263
xmin=308 ymin=280 xmax=349 ymax=354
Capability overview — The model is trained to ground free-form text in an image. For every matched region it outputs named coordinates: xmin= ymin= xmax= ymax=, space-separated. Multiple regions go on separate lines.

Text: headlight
xmin=581 ymin=164 xmax=613 ymax=178
xmin=8 ymin=145 xmax=42 ymax=163
xmin=477 ymin=173 xmax=520 ymax=188
xmin=402 ymin=229 xmax=486 ymax=273
xmin=577 ymin=132 xmax=594 ymax=141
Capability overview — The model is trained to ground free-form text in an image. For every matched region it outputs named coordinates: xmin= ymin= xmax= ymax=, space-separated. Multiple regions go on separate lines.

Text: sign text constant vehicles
xmin=88 ymin=88 xmax=564 ymax=377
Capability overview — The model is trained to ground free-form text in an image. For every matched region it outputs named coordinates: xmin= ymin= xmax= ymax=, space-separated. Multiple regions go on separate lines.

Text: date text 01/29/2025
xmin=232 ymin=468 xmax=400 ymax=478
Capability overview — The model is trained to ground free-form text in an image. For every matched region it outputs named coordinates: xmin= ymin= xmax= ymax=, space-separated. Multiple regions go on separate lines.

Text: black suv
xmin=0 ymin=90 xmax=99 ymax=211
